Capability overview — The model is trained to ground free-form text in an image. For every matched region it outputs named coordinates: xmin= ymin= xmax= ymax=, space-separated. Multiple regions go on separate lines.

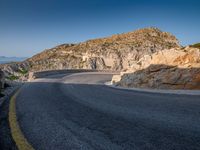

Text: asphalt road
xmin=16 ymin=72 xmax=200 ymax=150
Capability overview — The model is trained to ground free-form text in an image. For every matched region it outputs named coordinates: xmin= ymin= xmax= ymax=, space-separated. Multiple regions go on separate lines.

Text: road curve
xmin=15 ymin=72 xmax=200 ymax=150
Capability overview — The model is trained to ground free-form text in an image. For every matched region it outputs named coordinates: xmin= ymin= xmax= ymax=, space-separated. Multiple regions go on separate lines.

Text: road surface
xmin=15 ymin=72 xmax=200 ymax=150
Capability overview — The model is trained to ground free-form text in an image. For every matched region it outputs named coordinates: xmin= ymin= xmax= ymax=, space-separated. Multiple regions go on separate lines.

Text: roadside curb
xmin=105 ymin=82 xmax=200 ymax=96
xmin=9 ymin=89 xmax=35 ymax=150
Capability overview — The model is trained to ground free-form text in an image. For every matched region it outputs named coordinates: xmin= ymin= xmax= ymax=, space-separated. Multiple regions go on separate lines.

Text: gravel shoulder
xmin=105 ymin=82 xmax=200 ymax=96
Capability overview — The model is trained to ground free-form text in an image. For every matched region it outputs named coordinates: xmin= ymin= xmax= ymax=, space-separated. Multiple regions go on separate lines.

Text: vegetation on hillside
xmin=190 ymin=43 xmax=200 ymax=49
xmin=6 ymin=75 xmax=19 ymax=81
xmin=19 ymin=68 xmax=28 ymax=75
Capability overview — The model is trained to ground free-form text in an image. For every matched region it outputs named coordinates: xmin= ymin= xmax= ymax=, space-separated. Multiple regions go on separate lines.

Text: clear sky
xmin=0 ymin=0 xmax=200 ymax=57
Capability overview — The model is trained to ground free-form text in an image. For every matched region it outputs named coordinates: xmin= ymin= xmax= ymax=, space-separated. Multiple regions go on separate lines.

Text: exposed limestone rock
xmin=112 ymin=47 xmax=200 ymax=89
xmin=0 ymin=62 xmax=30 ymax=81
xmin=30 ymin=27 xmax=179 ymax=71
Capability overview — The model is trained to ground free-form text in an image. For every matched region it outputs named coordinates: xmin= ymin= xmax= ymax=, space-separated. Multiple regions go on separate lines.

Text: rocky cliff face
xmin=112 ymin=47 xmax=200 ymax=89
xmin=0 ymin=27 xmax=180 ymax=80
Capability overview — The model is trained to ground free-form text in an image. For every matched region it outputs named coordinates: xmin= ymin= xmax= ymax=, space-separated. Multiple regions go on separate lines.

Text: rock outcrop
xmin=0 ymin=62 xmax=30 ymax=81
xmin=112 ymin=47 xmax=200 ymax=89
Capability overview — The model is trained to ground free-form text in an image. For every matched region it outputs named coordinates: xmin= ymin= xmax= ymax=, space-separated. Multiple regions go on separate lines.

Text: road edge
xmin=9 ymin=89 xmax=35 ymax=150
xmin=105 ymin=82 xmax=200 ymax=96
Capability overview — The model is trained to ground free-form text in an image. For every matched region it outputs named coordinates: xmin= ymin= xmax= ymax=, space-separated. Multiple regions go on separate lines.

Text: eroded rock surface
xmin=112 ymin=47 xmax=200 ymax=89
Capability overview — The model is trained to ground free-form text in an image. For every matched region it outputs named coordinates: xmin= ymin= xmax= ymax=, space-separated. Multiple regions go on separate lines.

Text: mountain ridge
xmin=0 ymin=56 xmax=27 ymax=64
xmin=27 ymin=27 xmax=180 ymax=71
xmin=0 ymin=27 xmax=180 ymax=79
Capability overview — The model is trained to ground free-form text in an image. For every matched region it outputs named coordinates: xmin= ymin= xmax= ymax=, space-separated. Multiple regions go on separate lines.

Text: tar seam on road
xmin=9 ymin=89 xmax=35 ymax=150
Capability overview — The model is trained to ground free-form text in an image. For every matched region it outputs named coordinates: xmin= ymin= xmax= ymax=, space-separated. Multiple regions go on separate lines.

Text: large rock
xmin=112 ymin=47 xmax=200 ymax=89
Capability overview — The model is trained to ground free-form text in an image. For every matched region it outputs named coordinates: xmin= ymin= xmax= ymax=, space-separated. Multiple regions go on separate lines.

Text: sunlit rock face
xmin=112 ymin=47 xmax=200 ymax=89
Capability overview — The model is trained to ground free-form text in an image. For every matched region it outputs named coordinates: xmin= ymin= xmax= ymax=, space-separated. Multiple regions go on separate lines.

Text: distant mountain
xmin=0 ymin=56 xmax=27 ymax=64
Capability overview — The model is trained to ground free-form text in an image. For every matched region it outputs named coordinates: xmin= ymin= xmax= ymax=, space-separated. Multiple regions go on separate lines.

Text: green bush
xmin=19 ymin=69 xmax=28 ymax=75
xmin=190 ymin=43 xmax=200 ymax=49
xmin=6 ymin=75 xmax=19 ymax=81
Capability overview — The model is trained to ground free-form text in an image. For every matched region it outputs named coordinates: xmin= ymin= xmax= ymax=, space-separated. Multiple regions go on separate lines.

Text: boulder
xmin=112 ymin=47 xmax=200 ymax=89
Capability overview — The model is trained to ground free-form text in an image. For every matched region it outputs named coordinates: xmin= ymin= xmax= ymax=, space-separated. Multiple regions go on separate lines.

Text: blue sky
xmin=0 ymin=0 xmax=200 ymax=57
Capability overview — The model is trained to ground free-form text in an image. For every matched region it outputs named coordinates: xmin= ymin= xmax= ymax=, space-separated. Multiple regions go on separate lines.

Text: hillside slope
xmin=0 ymin=27 xmax=180 ymax=78
xmin=112 ymin=46 xmax=200 ymax=89
xmin=27 ymin=28 xmax=180 ymax=71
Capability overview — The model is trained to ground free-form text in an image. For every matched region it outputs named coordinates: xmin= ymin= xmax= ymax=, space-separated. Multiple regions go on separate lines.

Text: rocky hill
xmin=27 ymin=28 xmax=180 ymax=71
xmin=112 ymin=46 xmax=200 ymax=89
xmin=0 ymin=28 xmax=180 ymax=79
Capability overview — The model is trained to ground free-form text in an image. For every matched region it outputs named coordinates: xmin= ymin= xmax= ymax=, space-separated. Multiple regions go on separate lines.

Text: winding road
xmin=15 ymin=71 xmax=200 ymax=150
